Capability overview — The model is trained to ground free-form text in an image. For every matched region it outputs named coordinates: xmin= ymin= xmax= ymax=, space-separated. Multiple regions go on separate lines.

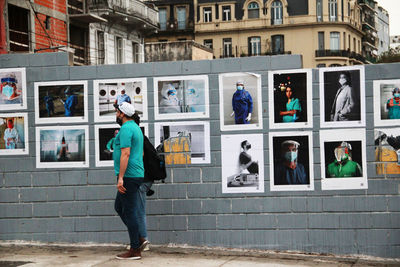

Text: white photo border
xmin=219 ymin=72 xmax=263 ymax=131
xmin=0 ymin=68 xmax=27 ymax=111
xmin=34 ymin=80 xmax=88 ymax=124
xmin=268 ymin=68 xmax=313 ymax=129
xmin=373 ymin=79 xmax=400 ymax=127
xmin=153 ymin=75 xmax=210 ymax=120
xmin=35 ymin=125 xmax=89 ymax=168
xmin=319 ymin=65 xmax=366 ymax=128
xmin=154 ymin=121 xmax=210 ymax=164
xmin=93 ymin=78 xmax=148 ymax=122
xmin=269 ymin=131 xmax=314 ymax=191
xmin=0 ymin=112 xmax=29 ymax=155
xmin=320 ymin=128 xmax=368 ymax=190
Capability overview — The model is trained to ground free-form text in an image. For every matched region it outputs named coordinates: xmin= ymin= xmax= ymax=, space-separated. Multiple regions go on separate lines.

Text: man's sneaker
xmin=116 ymin=248 xmax=141 ymax=260
xmin=140 ymin=240 xmax=150 ymax=252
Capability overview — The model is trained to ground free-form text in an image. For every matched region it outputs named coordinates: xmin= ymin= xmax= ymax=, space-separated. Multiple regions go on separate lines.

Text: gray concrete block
xmin=0 ymin=219 xmax=21 ymax=233
xmin=182 ymin=60 xmax=211 ymax=74
xmin=367 ymin=179 xmax=399 ymax=195
xmin=322 ymin=197 xmax=355 ymax=212
xmin=124 ymin=62 xmax=153 ymax=77
xmin=60 ymin=202 xmax=87 ymax=216
xmin=247 ymin=214 xmax=277 ymax=229
xmin=0 ymin=204 xmax=32 ymax=218
xmin=291 ymin=198 xmax=307 ymax=212
xmin=102 ymin=216 xmax=125 ymax=231
xmin=308 ymin=213 xmax=339 ymax=229
xmin=146 ymin=215 xmax=158 ymax=231
xmin=26 ymin=67 xmax=43 ymax=82
xmin=217 ymin=214 xmax=246 ymax=230
xmin=0 ymin=54 xmax=30 ymax=67
xmin=356 ymin=229 xmax=388 ymax=246
xmin=339 ymin=213 xmax=375 ymax=229
xmin=153 ymin=61 xmax=182 ymax=76
xmin=60 ymin=171 xmax=87 ymax=186
xmin=210 ymin=136 xmax=221 ymax=152
xmin=146 ymin=200 xmax=173 ymax=215
xmin=0 ymin=188 xmax=19 ymax=203
xmin=4 ymin=172 xmax=31 ymax=187
xmin=188 ymin=215 xmax=216 ymax=230
xmin=75 ymin=217 xmax=103 ymax=232
xmin=33 ymin=203 xmax=59 ymax=217
xmin=158 ymin=184 xmax=187 ymax=199
xmin=173 ymin=199 xmax=201 ymax=214
xmin=211 ymin=58 xmax=241 ymax=73
xmin=354 ymin=196 xmax=387 ymax=212
xmin=307 ymin=198 xmax=323 ymax=212
xmin=158 ymin=215 xmax=187 ymax=231
xmin=29 ymin=52 xmax=58 ymax=67
xmin=74 ymin=185 xmax=115 ymax=200
xmin=270 ymin=55 xmax=302 ymax=70
xmin=202 ymin=199 xmax=231 ymax=214
xmin=41 ymin=66 xmax=70 ymax=81
xmin=365 ymin=63 xmax=400 ymax=80
xmin=95 ymin=64 xmax=125 ymax=79
xmin=87 ymin=200 xmax=115 ymax=216
xmin=2 ymin=157 xmax=35 ymax=172
xmin=70 ymin=65 xmax=97 ymax=80
xmin=172 ymin=168 xmax=201 ymax=183
xmin=308 ymin=229 xmax=356 ymax=249
xmin=276 ymin=214 xmax=307 ymax=229
xmin=232 ymin=198 xmax=291 ymax=213
xmin=47 ymin=187 xmax=74 ymax=201
xmin=240 ymin=57 xmax=269 ymax=71
xmin=32 ymin=172 xmax=59 ymax=186
xmin=88 ymin=169 xmax=115 ymax=185
xmin=20 ymin=188 xmax=47 ymax=202
xmin=388 ymin=196 xmax=400 ymax=212
xmin=56 ymin=52 xmax=70 ymax=66
xmin=187 ymin=184 xmax=216 ymax=198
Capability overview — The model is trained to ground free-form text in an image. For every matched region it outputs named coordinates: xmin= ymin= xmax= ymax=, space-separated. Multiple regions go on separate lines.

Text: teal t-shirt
xmin=387 ymin=98 xmax=400 ymax=119
xmin=113 ymin=120 xmax=144 ymax=178
xmin=283 ymin=98 xmax=301 ymax=122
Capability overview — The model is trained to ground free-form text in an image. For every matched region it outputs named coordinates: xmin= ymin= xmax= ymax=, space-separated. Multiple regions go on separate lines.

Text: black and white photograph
xmin=153 ymin=75 xmax=209 ymax=120
xmin=0 ymin=68 xmax=27 ymax=110
xmin=221 ymin=134 xmax=264 ymax=193
xmin=95 ymin=123 xmax=148 ymax=167
xmin=375 ymin=128 xmax=400 ymax=175
xmin=34 ymin=81 xmax=88 ymax=124
xmin=154 ymin=121 xmax=210 ymax=165
xmin=269 ymin=69 xmax=313 ymax=129
xmin=219 ymin=72 xmax=263 ymax=131
xmin=319 ymin=66 xmax=365 ymax=128
xmin=94 ymin=78 xmax=147 ymax=122
xmin=374 ymin=79 xmax=400 ymax=126
xmin=36 ymin=125 xmax=89 ymax=168
xmin=269 ymin=131 xmax=314 ymax=191
xmin=320 ymin=129 xmax=367 ymax=190
xmin=0 ymin=113 xmax=28 ymax=155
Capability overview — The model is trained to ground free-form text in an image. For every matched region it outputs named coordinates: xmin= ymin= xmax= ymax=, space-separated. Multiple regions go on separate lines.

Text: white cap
xmin=118 ymin=102 xmax=135 ymax=117
xmin=236 ymin=80 xmax=244 ymax=85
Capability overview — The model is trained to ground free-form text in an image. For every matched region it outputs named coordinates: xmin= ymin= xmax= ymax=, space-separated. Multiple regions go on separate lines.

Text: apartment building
xmin=375 ymin=4 xmax=389 ymax=56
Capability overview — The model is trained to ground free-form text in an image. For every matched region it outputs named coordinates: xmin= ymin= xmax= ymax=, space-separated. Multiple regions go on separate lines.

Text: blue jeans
xmin=138 ymin=181 xmax=152 ymax=239
xmin=114 ymin=177 xmax=143 ymax=249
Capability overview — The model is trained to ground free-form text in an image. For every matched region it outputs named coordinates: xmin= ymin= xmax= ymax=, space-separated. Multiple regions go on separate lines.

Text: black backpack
xmin=143 ymin=135 xmax=167 ymax=183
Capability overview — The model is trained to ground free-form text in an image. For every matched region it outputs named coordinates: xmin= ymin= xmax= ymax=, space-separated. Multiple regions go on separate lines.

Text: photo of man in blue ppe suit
xmin=231 ymin=80 xmax=253 ymax=124
xmin=61 ymin=87 xmax=78 ymax=117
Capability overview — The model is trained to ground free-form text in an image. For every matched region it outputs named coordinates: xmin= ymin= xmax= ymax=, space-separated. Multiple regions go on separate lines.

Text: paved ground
xmin=0 ymin=243 xmax=398 ymax=267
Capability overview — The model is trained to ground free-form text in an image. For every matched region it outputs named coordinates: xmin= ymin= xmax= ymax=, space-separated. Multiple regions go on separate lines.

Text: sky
xmin=376 ymin=0 xmax=400 ymax=36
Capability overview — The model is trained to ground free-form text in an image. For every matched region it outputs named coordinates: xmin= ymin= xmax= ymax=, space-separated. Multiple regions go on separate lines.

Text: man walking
xmin=113 ymin=102 xmax=145 ymax=260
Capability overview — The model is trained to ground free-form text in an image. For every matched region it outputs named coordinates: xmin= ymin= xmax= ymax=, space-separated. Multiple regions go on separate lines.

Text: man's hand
xmin=230 ymin=111 xmax=235 ymax=117
xmin=117 ymin=177 xmax=126 ymax=194
xmin=246 ymin=113 xmax=252 ymax=122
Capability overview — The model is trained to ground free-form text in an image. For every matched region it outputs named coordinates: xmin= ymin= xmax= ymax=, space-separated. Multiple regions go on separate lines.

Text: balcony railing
xmin=315 ymin=49 xmax=366 ymax=63
xmin=358 ymin=0 xmax=376 ymax=10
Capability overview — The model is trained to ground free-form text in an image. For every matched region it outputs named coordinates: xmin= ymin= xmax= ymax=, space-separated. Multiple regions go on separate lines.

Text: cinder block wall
xmin=0 ymin=52 xmax=399 ymax=259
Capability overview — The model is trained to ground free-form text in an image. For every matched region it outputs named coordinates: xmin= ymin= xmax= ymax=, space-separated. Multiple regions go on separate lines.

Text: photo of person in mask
xmin=279 ymin=86 xmax=301 ymax=123
xmin=60 ymin=87 xmax=78 ymax=117
xmin=3 ymin=118 xmax=19 ymax=149
xmin=274 ymin=140 xmax=308 ymax=185
xmin=326 ymin=141 xmax=362 ymax=178
xmin=387 ymin=87 xmax=400 ymax=120
xmin=159 ymin=84 xmax=180 ymax=114
xmin=231 ymin=80 xmax=253 ymax=124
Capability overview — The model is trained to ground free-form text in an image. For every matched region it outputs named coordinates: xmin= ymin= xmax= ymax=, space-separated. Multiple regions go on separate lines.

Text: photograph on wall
xmin=154 ymin=121 xmax=210 ymax=165
xmin=269 ymin=131 xmax=314 ymax=191
xmin=375 ymin=128 xmax=400 ymax=175
xmin=320 ymin=129 xmax=367 ymax=190
xmin=95 ymin=123 xmax=148 ymax=167
xmin=373 ymin=79 xmax=400 ymax=126
xmin=34 ymin=80 xmax=88 ymax=124
xmin=0 ymin=68 xmax=27 ymax=110
xmin=94 ymin=78 xmax=148 ymax=122
xmin=219 ymin=72 xmax=263 ymax=131
xmin=221 ymin=134 xmax=264 ymax=193
xmin=269 ymin=69 xmax=313 ymax=129
xmin=153 ymin=75 xmax=209 ymax=120
xmin=0 ymin=113 xmax=28 ymax=155
xmin=319 ymin=66 xmax=365 ymax=128
xmin=36 ymin=125 xmax=89 ymax=168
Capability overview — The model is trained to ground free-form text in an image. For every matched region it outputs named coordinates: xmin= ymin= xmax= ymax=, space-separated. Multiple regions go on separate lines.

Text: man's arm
xmin=117 ymin=147 xmax=131 ymax=194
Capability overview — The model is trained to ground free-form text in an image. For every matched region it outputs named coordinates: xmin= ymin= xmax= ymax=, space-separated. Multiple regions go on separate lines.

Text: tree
xmin=376 ymin=47 xmax=400 ymax=63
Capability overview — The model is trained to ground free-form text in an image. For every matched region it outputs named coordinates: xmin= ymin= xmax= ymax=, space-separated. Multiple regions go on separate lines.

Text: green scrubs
xmin=282 ymin=98 xmax=301 ymax=123
xmin=326 ymin=159 xmax=362 ymax=178
xmin=106 ymin=137 xmax=115 ymax=151
xmin=387 ymin=98 xmax=400 ymax=120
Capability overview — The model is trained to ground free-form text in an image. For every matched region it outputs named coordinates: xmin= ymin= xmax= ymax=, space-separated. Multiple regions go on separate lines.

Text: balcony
xmin=362 ymin=14 xmax=375 ymax=29
xmin=219 ymin=45 xmax=291 ymax=58
xmin=87 ymin=0 xmax=158 ymax=28
xmin=315 ymin=50 xmax=366 ymax=63
xmin=358 ymin=0 xmax=376 ymax=11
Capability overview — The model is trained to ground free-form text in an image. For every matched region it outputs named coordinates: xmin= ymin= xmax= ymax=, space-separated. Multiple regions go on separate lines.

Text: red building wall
xmin=0 ymin=0 xmax=7 ymax=54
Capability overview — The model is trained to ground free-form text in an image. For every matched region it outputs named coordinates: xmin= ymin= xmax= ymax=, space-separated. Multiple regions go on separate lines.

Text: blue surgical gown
xmin=64 ymin=95 xmax=78 ymax=116
xmin=274 ymin=162 xmax=308 ymax=185
xmin=232 ymin=89 xmax=253 ymax=124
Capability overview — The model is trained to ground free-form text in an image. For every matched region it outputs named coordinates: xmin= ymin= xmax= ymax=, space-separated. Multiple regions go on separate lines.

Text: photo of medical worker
xmin=36 ymin=126 xmax=89 ymax=168
xmin=269 ymin=132 xmax=314 ymax=191
xmin=154 ymin=75 xmax=209 ymax=120
xmin=0 ymin=113 xmax=28 ymax=155
xmin=319 ymin=66 xmax=365 ymax=128
xmin=0 ymin=68 xmax=26 ymax=110
xmin=221 ymin=134 xmax=264 ymax=193
xmin=373 ymin=79 xmax=400 ymax=126
xmin=320 ymin=129 xmax=367 ymax=190
xmin=94 ymin=78 xmax=147 ymax=122
xmin=375 ymin=128 xmax=400 ymax=175
xmin=269 ymin=69 xmax=312 ymax=129
xmin=219 ymin=72 xmax=263 ymax=131
xmin=154 ymin=121 xmax=210 ymax=165
xmin=35 ymin=81 xmax=88 ymax=124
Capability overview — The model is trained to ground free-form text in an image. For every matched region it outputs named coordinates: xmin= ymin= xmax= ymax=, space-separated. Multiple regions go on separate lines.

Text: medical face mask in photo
xmin=237 ymin=85 xmax=244 ymax=90
xmin=394 ymin=93 xmax=400 ymax=98
xmin=284 ymin=151 xmax=297 ymax=162
xmin=2 ymin=85 xmax=14 ymax=99
xmin=334 ymin=147 xmax=349 ymax=162
xmin=339 ymin=77 xmax=346 ymax=86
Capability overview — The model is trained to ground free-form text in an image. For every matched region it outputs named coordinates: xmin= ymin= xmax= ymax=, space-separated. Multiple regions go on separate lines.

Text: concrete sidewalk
xmin=0 ymin=243 xmax=398 ymax=267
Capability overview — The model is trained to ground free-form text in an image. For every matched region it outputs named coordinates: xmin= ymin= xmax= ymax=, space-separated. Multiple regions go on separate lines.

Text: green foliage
xmin=376 ymin=47 xmax=400 ymax=63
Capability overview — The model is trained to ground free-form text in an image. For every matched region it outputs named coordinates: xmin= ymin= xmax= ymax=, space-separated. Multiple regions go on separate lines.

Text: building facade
xmin=375 ymin=5 xmax=389 ymax=56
